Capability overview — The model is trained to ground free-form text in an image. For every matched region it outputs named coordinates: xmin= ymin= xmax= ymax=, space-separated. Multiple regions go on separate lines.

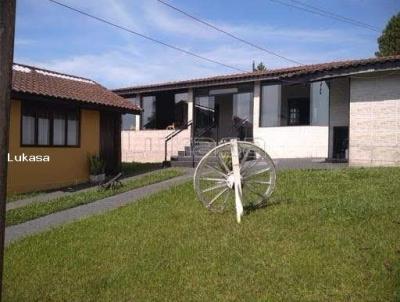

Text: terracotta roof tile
xmin=12 ymin=63 xmax=140 ymax=113
xmin=114 ymin=55 xmax=400 ymax=95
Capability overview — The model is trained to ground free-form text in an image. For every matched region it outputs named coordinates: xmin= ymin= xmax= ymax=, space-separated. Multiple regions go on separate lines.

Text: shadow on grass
xmin=244 ymin=196 xmax=295 ymax=215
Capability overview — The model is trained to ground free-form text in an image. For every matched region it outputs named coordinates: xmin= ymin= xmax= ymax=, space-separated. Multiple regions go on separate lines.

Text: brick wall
xmin=349 ymin=72 xmax=400 ymax=166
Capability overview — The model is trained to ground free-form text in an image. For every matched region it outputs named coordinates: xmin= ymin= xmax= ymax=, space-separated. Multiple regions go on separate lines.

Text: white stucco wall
xmin=121 ymin=129 xmax=191 ymax=163
xmin=349 ymin=72 xmax=400 ymax=166
xmin=253 ymin=126 xmax=329 ymax=158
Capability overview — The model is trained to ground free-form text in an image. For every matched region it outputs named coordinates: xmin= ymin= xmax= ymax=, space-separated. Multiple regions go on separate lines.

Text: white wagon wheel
xmin=193 ymin=139 xmax=276 ymax=222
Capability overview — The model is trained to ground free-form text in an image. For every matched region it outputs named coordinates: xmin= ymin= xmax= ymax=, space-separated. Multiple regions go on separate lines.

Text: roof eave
xmin=114 ymin=58 xmax=400 ymax=96
xmin=11 ymin=90 xmax=141 ymax=114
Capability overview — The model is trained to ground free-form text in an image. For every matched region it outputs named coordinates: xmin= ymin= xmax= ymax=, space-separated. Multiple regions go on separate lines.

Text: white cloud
xmin=63 ymin=0 xmax=143 ymax=30
xmin=15 ymin=0 xmax=378 ymax=88
xmin=17 ymin=40 xmax=368 ymax=90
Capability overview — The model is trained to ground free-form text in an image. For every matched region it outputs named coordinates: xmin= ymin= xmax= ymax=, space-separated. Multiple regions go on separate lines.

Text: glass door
xmin=232 ymin=92 xmax=253 ymax=140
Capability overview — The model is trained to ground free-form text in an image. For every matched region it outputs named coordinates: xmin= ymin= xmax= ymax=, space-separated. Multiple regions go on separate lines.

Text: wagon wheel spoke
xmin=200 ymin=177 xmax=226 ymax=183
xmin=241 ymin=156 xmax=261 ymax=176
xmin=207 ymin=187 xmax=229 ymax=208
xmin=243 ymin=167 xmax=271 ymax=180
xmin=239 ymin=148 xmax=250 ymax=166
xmin=217 ymin=152 xmax=231 ymax=174
xmin=222 ymin=189 xmax=231 ymax=206
xmin=244 ymin=182 xmax=267 ymax=199
xmin=205 ymin=163 xmax=228 ymax=178
xmin=202 ymin=182 xmax=227 ymax=193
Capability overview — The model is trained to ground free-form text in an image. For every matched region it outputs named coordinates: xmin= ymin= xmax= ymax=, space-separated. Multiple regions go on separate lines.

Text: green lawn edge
xmin=6 ymin=168 xmax=184 ymax=226
xmin=4 ymin=167 xmax=400 ymax=301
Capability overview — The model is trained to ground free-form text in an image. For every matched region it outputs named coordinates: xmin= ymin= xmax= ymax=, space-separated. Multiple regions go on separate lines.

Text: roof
xmin=114 ymin=55 xmax=400 ymax=95
xmin=12 ymin=63 xmax=141 ymax=113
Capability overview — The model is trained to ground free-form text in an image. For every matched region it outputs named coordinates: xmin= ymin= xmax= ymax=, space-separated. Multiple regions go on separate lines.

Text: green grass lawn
xmin=5 ymin=162 xmax=161 ymax=203
xmin=6 ymin=191 xmax=42 ymax=203
xmin=121 ymin=162 xmax=162 ymax=177
xmin=5 ymin=168 xmax=400 ymax=301
xmin=6 ymin=168 xmax=184 ymax=226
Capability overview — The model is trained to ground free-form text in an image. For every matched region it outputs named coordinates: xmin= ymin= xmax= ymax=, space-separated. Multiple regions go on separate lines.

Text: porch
xmin=121 ymin=78 xmax=350 ymax=165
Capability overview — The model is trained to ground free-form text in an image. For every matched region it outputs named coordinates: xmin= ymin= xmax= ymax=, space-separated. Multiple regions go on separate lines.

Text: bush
xmin=88 ymin=155 xmax=105 ymax=175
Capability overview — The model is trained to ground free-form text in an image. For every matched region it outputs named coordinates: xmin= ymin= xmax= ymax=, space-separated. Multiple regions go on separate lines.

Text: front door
xmin=333 ymin=126 xmax=349 ymax=160
xmin=100 ymin=111 xmax=121 ymax=174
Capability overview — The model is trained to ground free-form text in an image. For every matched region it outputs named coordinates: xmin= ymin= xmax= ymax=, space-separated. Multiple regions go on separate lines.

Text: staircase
xmin=170 ymin=140 xmax=217 ymax=167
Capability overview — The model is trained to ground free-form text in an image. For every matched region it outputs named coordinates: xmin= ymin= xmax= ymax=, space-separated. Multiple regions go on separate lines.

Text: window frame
xmin=140 ymin=95 xmax=157 ymax=130
xmin=287 ymin=98 xmax=310 ymax=126
xmin=260 ymin=82 xmax=314 ymax=128
xmin=20 ymin=102 xmax=81 ymax=148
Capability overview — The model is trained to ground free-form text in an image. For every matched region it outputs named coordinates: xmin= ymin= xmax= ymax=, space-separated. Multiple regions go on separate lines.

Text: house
xmin=114 ymin=55 xmax=400 ymax=167
xmin=8 ymin=63 xmax=140 ymax=194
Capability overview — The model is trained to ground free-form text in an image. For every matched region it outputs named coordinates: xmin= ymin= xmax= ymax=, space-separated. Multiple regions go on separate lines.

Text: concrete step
xmin=177 ymin=150 xmax=186 ymax=157
xmin=170 ymin=160 xmax=199 ymax=167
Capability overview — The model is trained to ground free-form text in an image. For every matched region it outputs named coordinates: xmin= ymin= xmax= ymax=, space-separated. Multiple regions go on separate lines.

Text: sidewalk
xmin=6 ymin=168 xmax=185 ymax=211
xmin=6 ymin=171 xmax=193 ymax=245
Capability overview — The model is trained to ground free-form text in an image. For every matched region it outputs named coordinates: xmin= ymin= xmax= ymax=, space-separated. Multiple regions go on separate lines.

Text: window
xmin=310 ymin=81 xmax=329 ymax=126
xmin=287 ymin=98 xmax=310 ymax=126
xmin=260 ymin=83 xmax=314 ymax=127
xmin=122 ymin=97 xmax=140 ymax=130
xmin=174 ymin=92 xmax=188 ymax=128
xmin=289 ymin=106 xmax=300 ymax=125
xmin=21 ymin=103 xmax=80 ymax=147
xmin=260 ymin=85 xmax=281 ymax=127
xmin=67 ymin=111 xmax=79 ymax=145
xmin=53 ymin=112 xmax=66 ymax=145
xmin=21 ymin=109 xmax=35 ymax=145
xmin=233 ymin=92 xmax=253 ymax=140
xmin=141 ymin=96 xmax=156 ymax=129
xmin=195 ymin=95 xmax=215 ymax=130
xmin=233 ymin=92 xmax=253 ymax=125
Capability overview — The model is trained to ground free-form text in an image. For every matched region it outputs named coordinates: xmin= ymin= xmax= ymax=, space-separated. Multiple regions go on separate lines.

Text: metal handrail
xmin=195 ymin=122 xmax=217 ymax=139
xmin=228 ymin=117 xmax=251 ymax=140
xmin=164 ymin=120 xmax=193 ymax=163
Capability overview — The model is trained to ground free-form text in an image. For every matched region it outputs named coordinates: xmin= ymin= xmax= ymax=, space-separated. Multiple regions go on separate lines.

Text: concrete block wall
xmin=121 ymin=129 xmax=191 ymax=163
xmin=349 ymin=72 xmax=400 ymax=166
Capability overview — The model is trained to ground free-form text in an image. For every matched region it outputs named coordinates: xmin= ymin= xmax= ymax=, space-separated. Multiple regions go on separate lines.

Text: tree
xmin=252 ymin=61 xmax=267 ymax=71
xmin=0 ymin=1 xmax=16 ymax=300
xmin=375 ymin=12 xmax=400 ymax=57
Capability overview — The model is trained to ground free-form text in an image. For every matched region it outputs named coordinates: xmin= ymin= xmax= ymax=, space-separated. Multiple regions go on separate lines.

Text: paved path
xmin=7 ymin=168 xmax=181 ymax=211
xmin=5 ymin=160 xmax=345 ymax=245
xmin=274 ymin=158 xmax=348 ymax=170
xmin=6 ymin=172 xmax=193 ymax=245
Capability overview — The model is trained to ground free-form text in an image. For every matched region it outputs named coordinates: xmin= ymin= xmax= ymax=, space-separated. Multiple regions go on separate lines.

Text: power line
xmin=289 ymin=0 xmax=379 ymax=31
xmin=268 ymin=0 xmax=380 ymax=32
xmin=47 ymin=0 xmax=246 ymax=72
xmin=156 ymin=0 xmax=303 ymax=66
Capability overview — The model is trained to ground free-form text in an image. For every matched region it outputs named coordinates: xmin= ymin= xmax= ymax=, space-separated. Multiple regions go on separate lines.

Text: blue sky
xmin=15 ymin=0 xmax=400 ymax=88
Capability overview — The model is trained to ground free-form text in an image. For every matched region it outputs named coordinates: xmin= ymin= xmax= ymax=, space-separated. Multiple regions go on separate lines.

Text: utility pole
xmin=0 ymin=0 xmax=16 ymax=300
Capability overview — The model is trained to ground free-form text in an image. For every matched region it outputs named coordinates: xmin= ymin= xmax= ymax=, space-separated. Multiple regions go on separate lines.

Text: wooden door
xmin=100 ymin=111 xmax=121 ymax=174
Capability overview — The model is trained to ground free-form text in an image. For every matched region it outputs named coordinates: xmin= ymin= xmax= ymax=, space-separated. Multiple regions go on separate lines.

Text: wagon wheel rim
xmin=193 ymin=141 xmax=276 ymax=213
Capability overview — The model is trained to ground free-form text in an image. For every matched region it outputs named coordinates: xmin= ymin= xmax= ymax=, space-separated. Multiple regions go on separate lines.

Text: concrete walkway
xmin=6 ymin=171 xmax=193 ymax=245
xmin=5 ymin=160 xmax=346 ymax=245
xmin=7 ymin=168 xmax=181 ymax=211
xmin=274 ymin=158 xmax=348 ymax=170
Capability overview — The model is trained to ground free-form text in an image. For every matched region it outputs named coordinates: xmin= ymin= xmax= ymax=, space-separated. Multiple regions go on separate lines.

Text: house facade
xmin=8 ymin=64 xmax=140 ymax=194
xmin=114 ymin=56 xmax=400 ymax=167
